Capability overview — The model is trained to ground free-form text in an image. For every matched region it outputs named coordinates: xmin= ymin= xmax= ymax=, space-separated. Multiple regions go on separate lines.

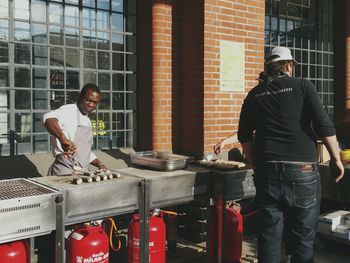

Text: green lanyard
xmin=265 ymin=72 xmax=289 ymax=87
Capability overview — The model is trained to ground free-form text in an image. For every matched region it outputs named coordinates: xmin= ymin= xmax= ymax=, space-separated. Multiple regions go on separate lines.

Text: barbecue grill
xmin=0 ymin=178 xmax=61 ymax=243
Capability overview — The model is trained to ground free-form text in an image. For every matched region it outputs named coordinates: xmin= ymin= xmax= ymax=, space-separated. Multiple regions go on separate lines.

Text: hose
xmin=104 ymin=217 xmax=121 ymax=252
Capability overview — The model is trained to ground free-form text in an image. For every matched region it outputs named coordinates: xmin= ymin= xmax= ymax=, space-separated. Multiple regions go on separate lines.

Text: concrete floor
xmin=165 ymin=227 xmax=350 ymax=263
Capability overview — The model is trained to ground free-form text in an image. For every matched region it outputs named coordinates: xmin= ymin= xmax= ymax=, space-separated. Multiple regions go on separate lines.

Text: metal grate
xmin=0 ymin=179 xmax=55 ymax=200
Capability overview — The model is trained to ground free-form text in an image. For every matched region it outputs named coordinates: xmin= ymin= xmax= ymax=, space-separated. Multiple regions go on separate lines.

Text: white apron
xmin=49 ymin=109 xmax=93 ymax=176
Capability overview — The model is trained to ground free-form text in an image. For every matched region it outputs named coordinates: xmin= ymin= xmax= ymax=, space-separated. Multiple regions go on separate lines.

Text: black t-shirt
xmin=238 ymin=74 xmax=335 ymax=163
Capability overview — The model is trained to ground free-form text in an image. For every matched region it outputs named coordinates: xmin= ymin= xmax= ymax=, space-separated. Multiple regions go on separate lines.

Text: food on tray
xmin=199 ymin=159 xmax=245 ymax=169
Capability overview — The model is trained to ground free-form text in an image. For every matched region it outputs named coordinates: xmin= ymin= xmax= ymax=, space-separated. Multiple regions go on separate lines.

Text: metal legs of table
xmin=55 ymin=193 xmax=65 ymax=263
xmin=138 ymin=180 xmax=149 ymax=263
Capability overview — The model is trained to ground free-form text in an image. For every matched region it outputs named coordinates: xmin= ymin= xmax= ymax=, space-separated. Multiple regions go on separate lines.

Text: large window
xmin=265 ymin=0 xmax=334 ymax=119
xmin=0 ymin=0 xmax=137 ymax=156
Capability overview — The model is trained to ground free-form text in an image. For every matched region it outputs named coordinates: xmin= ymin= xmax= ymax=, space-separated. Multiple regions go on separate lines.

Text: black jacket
xmin=238 ymin=74 xmax=335 ymax=163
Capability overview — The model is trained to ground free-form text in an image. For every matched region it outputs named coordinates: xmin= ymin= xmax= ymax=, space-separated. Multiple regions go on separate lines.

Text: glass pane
xmin=97 ymin=11 xmax=109 ymax=31
xmin=112 ymin=0 xmax=123 ymax=12
xmin=97 ymin=31 xmax=109 ymax=50
xmin=0 ymin=42 xmax=8 ymax=62
xmin=126 ymin=93 xmax=136 ymax=110
xmin=15 ymin=68 xmax=30 ymax=87
xmin=113 ymin=131 xmax=125 ymax=147
xmin=66 ymin=71 xmax=79 ymax=90
xmin=50 ymin=25 xmax=63 ymax=45
xmin=112 ymin=93 xmax=124 ymax=110
xmin=112 ymin=13 xmax=123 ymax=32
xmin=112 ymin=53 xmax=123 ymax=70
xmin=84 ymin=50 xmax=96 ymax=69
xmin=126 ymin=35 xmax=136 ymax=52
xmin=0 ymin=19 xmax=9 ymax=40
xmin=100 ymin=112 xmax=111 ymax=129
xmin=66 ymin=91 xmax=79 ymax=104
xmin=15 ymin=43 xmax=30 ymax=64
xmin=112 ymin=73 xmax=123 ymax=91
xmin=126 ymin=74 xmax=136 ymax=91
xmin=83 ymin=8 xmax=96 ymax=29
xmin=0 ymin=1 xmax=8 ymax=18
xmin=112 ymin=33 xmax=124 ymax=51
xmin=32 ymin=23 xmax=47 ymax=44
xmin=49 ymin=3 xmax=63 ymax=24
xmin=15 ymin=91 xmax=31 ymax=109
xmin=98 ymin=92 xmax=110 ymax=110
xmin=16 ymin=135 xmax=31 ymax=154
xmin=15 ymin=113 xmax=31 ymax=132
xmin=65 ymin=27 xmax=79 ymax=47
xmin=66 ymin=0 xmax=79 ymax=5
xmin=0 ymin=67 xmax=8 ymax=86
xmin=97 ymin=0 xmax=109 ymax=10
xmin=127 ymin=15 xmax=136 ymax=33
xmin=31 ymin=0 xmax=46 ymax=22
xmin=34 ymin=134 xmax=48 ymax=153
xmin=33 ymin=90 xmax=48 ymax=109
xmin=98 ymin=51 xmax=109 ymax=70
xmin=66 ymin=48 xmax=79 ymax=68
xmin=83 ymin=0 xmax=95 ymax=8
xmin=50 ymin=90 xmax=64 ymax=109
xmin=126 ymin=54 xmax=136 ymax=71
xmin=50 ymin=47 xmax=64 ymax=66
xmin=32 ymin=45 xmax=48 ymax=65
xmin=113 ymin=112 xmax=124 ymax=130
xmin=65 ymin=5 xmax=79 ymax=27
xmin=83 ymin=71 xmax=96 ymax=85
xmin=0 ymin=113 xmax=9 ymax=147
xmin=94 ymin=113 xmax=109 ymax=135
xmin=83 ymin=30 xmax=96 ymax=49
xmin=50 ymin=70 xmax=64 ymax=89
xmin=0 ymin=90 xmax=9 ymax=109
xmin=98 ymin=73 xmax=110 ymax=90
xmin=15 ymin=21 xmax=30 ymax=42
xmin=33 ymin=68 xmax=47 ymax=89
xmin=14 ymin=0 xmax=29 ymax=20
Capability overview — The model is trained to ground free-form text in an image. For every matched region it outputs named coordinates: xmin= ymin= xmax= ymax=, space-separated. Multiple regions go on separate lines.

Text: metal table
xmin=33 ymin=174 xmax=145 ymax=263
xmin=210 ymin=168 xmax=255 ymax=263
xmin=118 ymin=166 xmax=211 ymax=262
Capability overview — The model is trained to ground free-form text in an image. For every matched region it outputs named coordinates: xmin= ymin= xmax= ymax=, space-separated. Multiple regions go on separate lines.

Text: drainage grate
xmin=0 ymin=178 xmax=55 ymax=200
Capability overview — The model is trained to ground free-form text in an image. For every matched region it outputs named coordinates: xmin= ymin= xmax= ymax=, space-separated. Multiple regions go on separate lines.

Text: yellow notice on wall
xmin=220 ymin=40 xmax=245 ymax=92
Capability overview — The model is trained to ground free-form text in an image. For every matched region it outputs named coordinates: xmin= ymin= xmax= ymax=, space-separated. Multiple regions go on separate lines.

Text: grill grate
xmin=0 ymin=179 xmax=55 ymax=200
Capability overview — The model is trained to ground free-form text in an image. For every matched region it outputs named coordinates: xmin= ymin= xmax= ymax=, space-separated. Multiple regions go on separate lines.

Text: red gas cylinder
xmin=0 ymin=240 xmax=29 ymax=263
xmin=128 ymin=210 xmax=166 ymax=263
xmin=66 ymin=224 xmax=109 ymax=263
xmin=210 ymin=203 xmax=243 ymax=263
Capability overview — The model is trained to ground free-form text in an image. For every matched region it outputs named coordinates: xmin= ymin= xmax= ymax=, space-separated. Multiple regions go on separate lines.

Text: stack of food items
xmin=72 ymin=166 xmax=121 ymax=184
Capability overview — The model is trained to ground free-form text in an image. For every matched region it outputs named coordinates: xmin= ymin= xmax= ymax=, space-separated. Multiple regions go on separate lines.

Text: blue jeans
xmin=253 ymin=162 xmax=321 ymax=263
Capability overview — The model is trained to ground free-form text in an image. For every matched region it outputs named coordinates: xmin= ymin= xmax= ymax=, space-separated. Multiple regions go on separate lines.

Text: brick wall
xmin=138 ymin=0 xmax=265 ymax=156
xmin=203 ymin=0 xmax=265 ymax=154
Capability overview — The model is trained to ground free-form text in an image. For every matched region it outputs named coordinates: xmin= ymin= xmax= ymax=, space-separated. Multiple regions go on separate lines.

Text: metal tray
xmin=130 ymin=151 xmax=189 ymax=171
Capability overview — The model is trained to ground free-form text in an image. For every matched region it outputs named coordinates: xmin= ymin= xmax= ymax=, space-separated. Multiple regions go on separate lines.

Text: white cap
xmin=265 ymin=47 xmax=297 ymax=65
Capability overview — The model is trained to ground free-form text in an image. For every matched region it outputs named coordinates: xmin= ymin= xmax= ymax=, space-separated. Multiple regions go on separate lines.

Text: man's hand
xmin=91 ymin=158 xmax=107 ymax=170
xmin=329 ymin=159 xmax=344 ymax=183
xmin=98 ymin=163 xmax=108 ymax=170
xmin=60 ymin=137 xmax=77 ymax=158
xmin=213 ymin=142 xmax=223 ymax=155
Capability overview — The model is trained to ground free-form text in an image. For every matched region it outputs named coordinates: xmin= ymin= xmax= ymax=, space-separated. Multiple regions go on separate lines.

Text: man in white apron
xmin=43 ymin=83 xmax=107 ymax=176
